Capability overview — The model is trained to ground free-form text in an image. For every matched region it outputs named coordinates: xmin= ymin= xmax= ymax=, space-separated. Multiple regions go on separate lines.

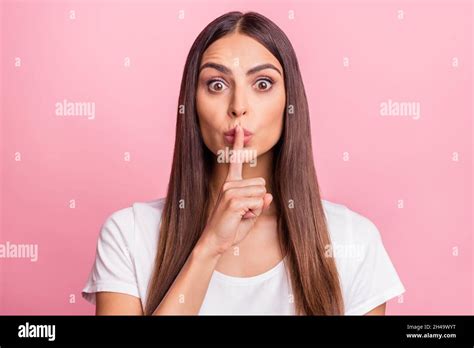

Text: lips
xmin=224 ymin=126 xmax=253 ymax=137
xmin=223 ymin=126 xmax=253 ymax=146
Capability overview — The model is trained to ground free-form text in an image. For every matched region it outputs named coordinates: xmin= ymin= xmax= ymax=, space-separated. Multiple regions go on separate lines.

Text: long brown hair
xmin=144 ymin=11 xmax=344 ymax=315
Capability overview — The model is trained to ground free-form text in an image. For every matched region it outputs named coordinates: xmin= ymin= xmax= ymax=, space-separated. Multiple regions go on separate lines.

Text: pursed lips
xmin=223 ymin=126 xmax=253 ymax=145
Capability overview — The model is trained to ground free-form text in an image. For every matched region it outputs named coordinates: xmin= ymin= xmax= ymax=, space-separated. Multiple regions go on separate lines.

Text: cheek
xmin=253 ymin=92 xmax=285 ymax=151
xmin=196 ymin=89 xmax=226 ymax=154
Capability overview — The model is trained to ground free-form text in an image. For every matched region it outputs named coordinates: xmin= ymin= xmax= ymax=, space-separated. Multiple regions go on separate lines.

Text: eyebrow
xmin=199 ymin=62 xmax=282 ymax=76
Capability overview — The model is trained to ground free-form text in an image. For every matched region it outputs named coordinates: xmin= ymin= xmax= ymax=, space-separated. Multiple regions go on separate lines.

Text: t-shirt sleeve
xmin=344 ymin=214 xmax=406 ymax=315
xmin=82 ymin=207 xmax=140 ymax=305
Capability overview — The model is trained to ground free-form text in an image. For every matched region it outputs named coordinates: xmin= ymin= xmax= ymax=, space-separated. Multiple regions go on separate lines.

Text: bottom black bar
xmin=0 ymin=315 xmax=472 ymax=346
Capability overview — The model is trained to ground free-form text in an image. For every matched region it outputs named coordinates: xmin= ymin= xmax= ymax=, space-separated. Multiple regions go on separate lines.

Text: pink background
xmin=1 ymin=0 xmax=472 ymax=315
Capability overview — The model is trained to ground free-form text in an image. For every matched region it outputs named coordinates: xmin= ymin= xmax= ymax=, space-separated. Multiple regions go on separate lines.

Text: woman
xmin=82 ymin=11 xmax=405 ymax=315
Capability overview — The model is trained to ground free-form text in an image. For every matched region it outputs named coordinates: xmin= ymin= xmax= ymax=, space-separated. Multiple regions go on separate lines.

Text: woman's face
xmin=196 ymin=32 xmax=286 ymax=160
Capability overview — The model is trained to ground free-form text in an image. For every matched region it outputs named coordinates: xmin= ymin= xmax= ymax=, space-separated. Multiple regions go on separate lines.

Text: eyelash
xmin=206 ymin=76 xmax=275 ymax=93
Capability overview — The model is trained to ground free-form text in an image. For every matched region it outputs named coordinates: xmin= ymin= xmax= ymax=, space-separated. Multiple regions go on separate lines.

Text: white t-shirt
xmin=82 ymin=197 xmax=405 ymax=315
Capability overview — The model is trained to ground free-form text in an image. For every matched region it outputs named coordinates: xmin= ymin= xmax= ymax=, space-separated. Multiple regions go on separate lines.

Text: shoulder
xmin=100 ymin=197 xmax=166 ymax=251
xmin=323 ymin=201 xmax=405 ymax=315
xmin=322 ymin=199 xmax=405 ymax=315
xmin=322 ymin=198 xmax=381 ymax=247
xmin=321 ymin=198 xmax=385 ymax=284
xmin=131 ymin=197 xmax=166 ymax=232
xmin=104 ymin=197 xmax=166 ymax=229
xmin=82 ymin=197 xmax=167 ymax=305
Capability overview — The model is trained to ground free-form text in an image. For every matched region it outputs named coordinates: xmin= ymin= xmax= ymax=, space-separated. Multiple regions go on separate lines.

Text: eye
xmin=253 ymin=77 xmax=274 ymax=91
xmin=207 ymin=79 xmax=228 ymax=93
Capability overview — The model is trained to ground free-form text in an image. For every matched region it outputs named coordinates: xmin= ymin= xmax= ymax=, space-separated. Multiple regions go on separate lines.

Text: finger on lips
xmin=226 ymin=124 xmax=244 ymax=181
xmin=224 ymin=124 xmax=272 ymax=219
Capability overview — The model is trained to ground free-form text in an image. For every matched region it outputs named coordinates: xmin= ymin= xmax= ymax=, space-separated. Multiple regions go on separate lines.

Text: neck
xmin=208 ymin=150 xmax=277 ymax=217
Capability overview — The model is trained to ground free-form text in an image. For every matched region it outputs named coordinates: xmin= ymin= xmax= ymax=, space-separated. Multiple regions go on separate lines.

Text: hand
xmin=199 ymin=125 xmax=273 ymax=256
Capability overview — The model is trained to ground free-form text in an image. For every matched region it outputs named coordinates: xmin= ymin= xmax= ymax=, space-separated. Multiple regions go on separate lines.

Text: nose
xmin=228 ymin=86 xmax=248 ymax=118
xmin=230 ymin=108 xmax=246 ymax=117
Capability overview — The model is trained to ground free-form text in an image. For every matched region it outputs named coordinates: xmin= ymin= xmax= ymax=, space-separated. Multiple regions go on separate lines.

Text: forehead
xmin=201 ymin=32 xmax=282 ymax=70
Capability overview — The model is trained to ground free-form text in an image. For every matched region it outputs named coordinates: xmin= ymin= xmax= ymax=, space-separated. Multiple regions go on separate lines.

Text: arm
xmin=94 ymin=234 xmax=222 ymax=315
xmin=96 ymin=292 xmax=144 ymax=315
xmin=151 ymin=235 xmax=222 ymax=315
xmin=364 ymin=302 xmax=386 ymax=315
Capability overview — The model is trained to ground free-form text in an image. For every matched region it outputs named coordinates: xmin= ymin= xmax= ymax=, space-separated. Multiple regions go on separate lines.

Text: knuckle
xmin=222 ymin=188 xmax=234 ymax=200
xmin=228 ymin=197 xmax=241 ymax=210
xmin=222 ymin=182 xmax=232 ymax=192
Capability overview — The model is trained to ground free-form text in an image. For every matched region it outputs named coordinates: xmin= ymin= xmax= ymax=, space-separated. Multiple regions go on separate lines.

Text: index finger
xmin=226 ymin=124 xmax=244 ymax=181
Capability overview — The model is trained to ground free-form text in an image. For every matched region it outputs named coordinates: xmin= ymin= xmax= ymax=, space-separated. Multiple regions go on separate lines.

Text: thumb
xmin=262 ymin=193 xmax=273 ymax=211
